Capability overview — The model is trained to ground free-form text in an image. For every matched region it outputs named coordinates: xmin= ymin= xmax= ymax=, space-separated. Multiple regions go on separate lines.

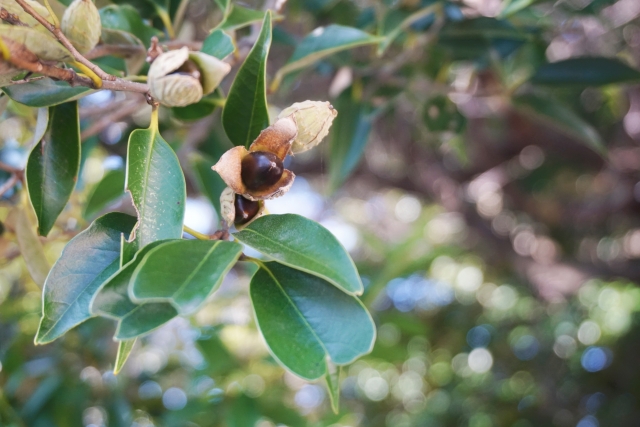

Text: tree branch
xmin=14 ymin=0 xmax=115 ymax=82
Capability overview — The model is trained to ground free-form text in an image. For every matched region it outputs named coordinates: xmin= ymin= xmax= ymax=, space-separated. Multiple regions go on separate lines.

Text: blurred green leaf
xmin=100 ymin=28 xmax=146 ymax=74
xmin=91 ymin=240 xmax=178 ymax=340
xmin=2 ymin=78 xmax=93 ymax=108
xmin=130 ymin=239 xmax=243 ymax=314
xmin=250 ymin=262 xmax=375 ymax=380
xmin=196 ymin=327 xmax=238 ymax=375
xmin=325 ymin=363 xmax=340 ymax=414
xmin=201 ymin=29 xmax=235 ymax=59
xmin=378 ymin=4 xmax=439 ymax=54
xmin=83 ymin=169 xmax=126 ymax=220
xmin=100 ymin=4 xmax=163 ymax=48
xmin=190 ymin=153 xmax=227 ymax=216
xmin=530 ymin=57 xmax=640 ymax=86
xmin=328 ymin=86 xmax=373 ymax=192
xmin=513 ymin=92 xmax=606 ymax=154
xmin=222 ymin=11 xmax=272 ymax=147
xmin=219 ymin=5 xmax=267 ymax=31
xmin=171 ymin=91 xmax=222 ymax=121
xmin=271 ymin=25 xmax=382 ymax=91
xmin=35 ymin=212 xmax=137 ymax=344
xmin=125 ymin=125 xmax=186 ymax=249
xmin=26 ymin=101 xmax=80 ymax=236
xmin=6 ymin=205 xmax=50 ymax=287
xmin=422 ymin=95 xmax=466 ymax=133
xmin=234 ymin=214 xmax=363 ymax=295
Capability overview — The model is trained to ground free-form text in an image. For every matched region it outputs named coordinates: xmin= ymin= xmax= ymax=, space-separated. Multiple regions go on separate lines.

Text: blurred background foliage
xmin=2 ymin=0 xmax=640 ymax=426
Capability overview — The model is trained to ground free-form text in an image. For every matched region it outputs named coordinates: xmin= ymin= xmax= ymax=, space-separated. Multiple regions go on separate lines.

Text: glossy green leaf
xmin=100 ymin=4 xmax=163 ymax=47
xmin=100 ymin=28 xmax=146 ymax=74
xmin=90 ymin=240 xmax=178 ymax=340
xmin=530 ymin=58 xmax=640 ymax=87
xmin=222 ymin=11 xmax=272 ymax=147
xmin=201 ymin=29 xmax=235 ymax=59
xmin=130 ymin=239 xmax=243 ymax=314
xmin=2 ymin=78 xmax=93 ymax=108
xmin=32 ymin=108 xmax=49 ymax=146
xmin=512 ymin=93 xmax=605 ymax=155
xmin=250 ymin=262 xmax=375 ymax=380
xmin=234 ymin=214 xmax=363 ymax=295
xmin=328 ymin=87 xmax=373 ymax=192
xmin=219 ymin=5 xmax=266 ymax=31
xmin=114 ymin=339 xmax=136 ymax=374
xmin=6 ymin=205 xmax=50 ymax=287
xmin=190 ymin=153 xmax=227 ymax=217
xmin=35 ymin=212 xmax=137 ymax=344
xmin=271 ymin=25 xmax=383 ymax=91
xmin=171 ymin=91 xmax=223 ymax=121
xmin=83 ymin=169 xmax=126 ymax=220
xmin=325 ymin=362 xmax=341 ymax=414
xmin=26 ymin=102 xmax=81 ymax=236
xmin=125 ymin=125 xmax=186 ymax=248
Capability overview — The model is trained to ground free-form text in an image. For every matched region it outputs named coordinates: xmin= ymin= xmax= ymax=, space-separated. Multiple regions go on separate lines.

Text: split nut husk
xmin=212 ymin=116 xmax=298 ymax=201
xmin=0 ymin=0 xmax=56 ymax=33
xmin=148 ymin=47 xmax=231 ymax=107
xmin=0 ymin=26 xmax=72 ymax=62
xmin=278 ymin=100 xmax=337 ymax=154
xmin=61 ymin=0 xmax=102 ymax=54
xmin=220 ymin=187 xmax=266 ymax=228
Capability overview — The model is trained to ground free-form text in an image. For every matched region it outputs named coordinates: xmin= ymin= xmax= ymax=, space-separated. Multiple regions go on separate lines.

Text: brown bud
xmin=278 ymin=100 xmax=337 ymax=154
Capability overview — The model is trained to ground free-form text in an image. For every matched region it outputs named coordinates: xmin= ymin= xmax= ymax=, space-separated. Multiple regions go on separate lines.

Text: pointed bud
xmin=61 ymin=0 xmax=102 ymax=54
xmin=278 ymin=100 xmax=337 ymax=154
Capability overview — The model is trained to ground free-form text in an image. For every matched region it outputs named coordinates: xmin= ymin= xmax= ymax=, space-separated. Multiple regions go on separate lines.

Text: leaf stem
xmin=183 ymin=225 xmax=210 ymax=240
xmin=71 ymin=61 xmax=102 ymax=88
xmin=42 ymin=0 xmax=59 ymax=26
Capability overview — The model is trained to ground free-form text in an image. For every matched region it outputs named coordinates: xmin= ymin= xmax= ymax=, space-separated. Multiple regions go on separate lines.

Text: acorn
xmin=61 ymin=0 xmax=102 ymax=54
xmin=278 ymin=100 xmax=337 ymax=154
xmin=219 ymin=187 xmax=265 ymax=228
xmin=148 ymin=47 xmax=231 ymax=107
xmin=212 ymin=116 xmax=298 ymax=201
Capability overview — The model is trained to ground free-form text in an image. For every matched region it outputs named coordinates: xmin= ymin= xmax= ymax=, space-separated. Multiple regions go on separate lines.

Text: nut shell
xmin=249 ymin=116 xmax=297 ymax=160
xmin=278 ymin=100 xmax=337 ymax=154
xmin=61 ymin=0 xmax=102 ymax=54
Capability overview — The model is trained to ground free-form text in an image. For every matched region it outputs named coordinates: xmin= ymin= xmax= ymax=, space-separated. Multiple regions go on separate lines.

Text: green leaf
xmin=328 ymin=87 xmax=373 ymax=192
xmin=6 ymin=205 xmax=50 ymax=287
xmin=378 ymin=4 xmax=438 ymax=54
xmin=114 ymin=339 xmax=136 ymax=374
xmin=234 ymin=214 xmax=363 ymax=295
xmin=325 ymin=362 xmax=341 ymax=414
xmin=2 ymin=78 xmax=93 ymax=108
xmin=99 ymin=4 xmax=163 ymax=48
xmin=130 ymin=239 xmax=243 ymax=314
xmin=530 ymin=58 xmax=640 ymax=87
xmin=250 ymin=262 xmax=375 ymax=380
xmin=26 ymin=101 xmax=81 ymax=236
xmin=222 ymin=11 xmax=272 ymax=147
xmin=201 ymin=29 xmax=235 ymax=59
xmin=271 ymin=25 xmax=383 ymax=92
xmin=32 ymin=108 xmax=49 ymax=145
xmin=218 ymin=5 xmax=266 ymax=31
xmin=512 ymin=93 xmax=605 ymax=155
xmin=35 ymin=212 xmax=137 ymax=344
xmin=125 ymin=126 xmax=186 ymax=248
xmin=90 ymin=240 xmax=178 ymax=340
xmin=171 ymin=91 xmax=223 ymax=121
xmin=438 ymin=18 xmax=527 ymax=60
xmin=83 ymin=169 xmax=126 ymax=220
xmin=190 ymin=153 xmax=227 ymax=217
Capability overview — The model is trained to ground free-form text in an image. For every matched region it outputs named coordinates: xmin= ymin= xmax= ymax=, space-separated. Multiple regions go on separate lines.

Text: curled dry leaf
xmin=212 ymin=116 xmax=297 ymax=201
xmin=278 ymin=100 xmax=337 ymax=154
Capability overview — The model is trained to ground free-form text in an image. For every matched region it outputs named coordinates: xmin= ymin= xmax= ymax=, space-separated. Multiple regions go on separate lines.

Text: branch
xmin=81 ymin=100 xmax=145 ymax=139
xmin=0 ymin=7 xmax=29 ymax=26
xmin=14 ymin=0 xmax=115 ymax=82
xmin=0 ymin=173 xmax=18 ymax=198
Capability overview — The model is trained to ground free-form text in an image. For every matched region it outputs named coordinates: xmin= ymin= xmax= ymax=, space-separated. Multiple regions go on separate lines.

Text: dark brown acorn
xmin=240 ymin=151 xmax=284 ymax=192
xmin=234 ymin=194 xmax=261 ymax=225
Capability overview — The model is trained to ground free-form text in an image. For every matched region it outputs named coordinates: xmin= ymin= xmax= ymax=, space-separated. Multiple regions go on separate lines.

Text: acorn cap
xmin=61 ymin=0 xmax=102 ymax=54
xmin=278 ymin=100 xmax=337 ymax=154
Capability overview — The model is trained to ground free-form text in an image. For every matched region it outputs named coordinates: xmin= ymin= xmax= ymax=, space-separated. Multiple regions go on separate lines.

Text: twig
xmin=81 ymin=101 xmax=144 ymax=139
xmin=0 ymin=7 xmax=29 ymax=26
xmin=0 ymin=173 xmax=18 ymax=197
xmin=0 ymin=161 xmax=23 ymax=174
xmin=14 ymin=0 xmax=115 ymax=82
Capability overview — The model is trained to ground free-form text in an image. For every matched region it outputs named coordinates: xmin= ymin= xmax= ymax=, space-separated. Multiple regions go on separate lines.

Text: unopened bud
xmin=278 ymin=100 xmax=337 ymax=154
xmin=0 ymin=0 xmax=55 ymax=32
xmin=148 ymin=47 xmax=231 ymax=107
xmin=61 ymin=0 xmax=102 ymax=54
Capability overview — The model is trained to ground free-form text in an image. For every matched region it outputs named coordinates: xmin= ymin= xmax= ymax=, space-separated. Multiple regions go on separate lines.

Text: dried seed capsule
xmin=61 ymin=0 xmax=102 ymax=54
xmin=240 ymin=151 xmax=284 ymax=192
xmin=234 ymin=194 xmax=261 ymax=225
xmin=278 ymin=100 xmax=337 ymax=154
xmin=0 ymin=0 xmax=55 ymax=32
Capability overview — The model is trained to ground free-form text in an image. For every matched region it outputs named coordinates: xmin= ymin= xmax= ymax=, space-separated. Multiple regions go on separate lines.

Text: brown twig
xmin=0 ymin=173 xmax=18 ymax=197
xmin=0 ymin=161 xmax=23 ymax=175
xmin=0 ymin=7 xmax=29 ymax=26
xmin=14 ymin=0 xmax=115 ymax=82
xmin=81 ymin=101 xmax=144 ymax=139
